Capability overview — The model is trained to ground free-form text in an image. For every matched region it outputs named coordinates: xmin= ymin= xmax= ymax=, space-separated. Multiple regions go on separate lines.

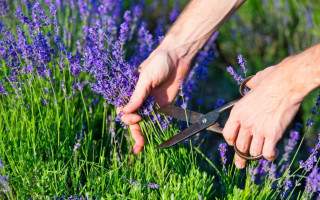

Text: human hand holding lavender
xmin=120 ymin=0 xmax=245 ymax=153
xmin=120 ymin=49 xmax=190 ymax=154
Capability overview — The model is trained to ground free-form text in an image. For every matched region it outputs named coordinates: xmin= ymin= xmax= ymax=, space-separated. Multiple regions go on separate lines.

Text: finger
xmin=234 ymin=128 xmax=252 ymax=169
xmin=223 ymin=119 xmax=240 ymax=146
xmin=121 ymin=113 xmax=142 ymax=125
xmin=262 ymin=138 xmax=279 ymax=161
xmin=123 ymin=73 xmax=152 ymax=114
xmin=129 ymin=124 xmax=145 ymax=154
xmin=249 ymin=135 xmax=264 ymax=157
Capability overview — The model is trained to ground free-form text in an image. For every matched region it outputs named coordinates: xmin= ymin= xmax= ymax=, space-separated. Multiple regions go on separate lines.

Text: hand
xmin=223 ymin=58 xmax=305 ymax=169
xmin=118 ymin=49 xmax=190 ymax=153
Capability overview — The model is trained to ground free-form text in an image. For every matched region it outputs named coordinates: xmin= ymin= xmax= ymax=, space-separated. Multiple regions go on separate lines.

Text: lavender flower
xmin=306 ymin=118 xmax=314 ymax=128
xmin=282 ymin=123 xmax=301 ymax=162
xmin=0 ymin=155 xmax=4 ymax=168
xmin=76 ymin=82 xmax=84 ymax=91
xmin=237 ymin=54 xmax=247 ymax=74
xmin=218 ymin=143 xmax=228 ymax=166
xmin=0 ymin=82 xmax=8 ymax=95
xmin=227 ymin=66 xmax=244 ymax=85
xmin=0 ymin=0 xmax=9 ymax=16
xmin=306 ymin=9 xmax=314 ymax=28
xmin=278 ymin=171 xmax=292 ymax=198
xmin=305 ymin=167 xmax=320 ymax=198
xmin=214 ymin=98 xmax=225 ymax=109
xmin=49 ymin=4 xmax=57 ymax=17
xmin=73 ymin=127 xmax=86 ymax=153
xmin=146 ymin=182 xmax=159 ymax=189
xmin=300 ymin=134 xmax=320 ymax=172
xmin=169 ymin=8 xmax=180 ymax=23
xmin=78 ymin=0 xmax=88 ymax=21
xmin=0 ymin=174 xmax=9 ymax=191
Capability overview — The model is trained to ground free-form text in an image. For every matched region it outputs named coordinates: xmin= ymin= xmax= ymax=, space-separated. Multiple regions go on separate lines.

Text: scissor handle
xmin=208 ymin=125 xmax=264 ymax=161
xmin=239 ymin=75 xmax=254 ymax=96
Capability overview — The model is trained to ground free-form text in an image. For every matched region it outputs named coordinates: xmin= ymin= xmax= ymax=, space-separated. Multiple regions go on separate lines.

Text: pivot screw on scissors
xmin=156 ymin=75 xmax=264 ymax=161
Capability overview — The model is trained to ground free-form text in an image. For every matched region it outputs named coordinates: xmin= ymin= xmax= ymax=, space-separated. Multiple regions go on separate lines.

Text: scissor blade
xmin=156 ymin=110 xmax=220 ymax=149
xmin=155 ymin=123 xmax=202 ymax=149
xmin=157 ymin=105 xmax=203 ymax=124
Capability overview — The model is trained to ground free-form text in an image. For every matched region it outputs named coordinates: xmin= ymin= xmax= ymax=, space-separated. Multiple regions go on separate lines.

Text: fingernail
xmin=133 ymin=145 xmax=137 ymax=153
xmin=133 ymin=145 xmax=141 ymax=154
xmin=235 ymin=161 xmax=244 ymax=169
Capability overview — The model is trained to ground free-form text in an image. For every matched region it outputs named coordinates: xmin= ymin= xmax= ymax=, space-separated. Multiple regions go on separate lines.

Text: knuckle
xmin=265 ymin=132 xmax=280 ymax=143
xmin=223 ymin=132 xmax=236 ymax=143
xmin=236 ymin=141 xmax=249 ymax=152
xmin=263 ymin=151 xmax=276 ymax=160
xmin=250 ymin=149 xmax=260 ymax=157
xmin=241 ymin=121 xmax=253 ymax=131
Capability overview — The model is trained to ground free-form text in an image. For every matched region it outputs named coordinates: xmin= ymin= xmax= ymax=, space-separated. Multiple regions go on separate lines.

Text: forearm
xmin=158 ymin=0 xmax=246 ymax=62
xmin=278 ymin=43 xmax=320 ymax=102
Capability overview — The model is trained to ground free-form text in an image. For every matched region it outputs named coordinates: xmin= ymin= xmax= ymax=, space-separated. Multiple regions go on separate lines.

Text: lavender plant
xmin=0 ymin=0 xmax=319 ymax=199
xmin=0 ymin=0 xmax=214 ymax=199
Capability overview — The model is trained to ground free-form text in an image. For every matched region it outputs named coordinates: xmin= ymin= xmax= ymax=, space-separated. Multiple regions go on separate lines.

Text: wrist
xmin=156 ymin=32 xmax=203 ymax=64
xmin=277 ymin=45 xmax=320 ymax=101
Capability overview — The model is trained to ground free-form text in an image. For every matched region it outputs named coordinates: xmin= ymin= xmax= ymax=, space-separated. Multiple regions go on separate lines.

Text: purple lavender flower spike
xmin=282 ymin=123 xmax=301 ymax=162
xmin=248 ymin=165 xmax=258 ymax=182
xmin=50 ymin=4 xmax=57 ymax=17
xmin=0 ymin=82 xmax=8 ymax=95
xmin=146 ymin=182 xmax=159 ymax=189
xmin=0 ymin=174 xmax=9 ymax=191
xmin=305 ymin=167 xmax=320 ymax=199
xmin=237 ymin=54 xmax=247 ymax=74
xmin=73 ymin=127 xmax=86 ymax=153
xmin=98 ymin=5 xmax=107 ymax=15
xmin=306 ymin=118 xmax=314 ymax=128
xmin=169 ymin=8 xmax=180 ymax=23
xmin=0 ymin=155 xmax=4 ymax=168
xmin=226 ymin=66 xmax=244 ymax=85
xmin=218 ymin=143 xmax=228 ymax=166
xmin=306 ymin=9 xmax=314 ymax=28
xmin=214 ymin=98 xmax=225 ymax=109
xmin=0 ymin=0 xmax=9 ymax=16
xmin=300 ymin=134 xmax=320 ymax=172
xmin=76 ymin=82 xmax=84 ymax=91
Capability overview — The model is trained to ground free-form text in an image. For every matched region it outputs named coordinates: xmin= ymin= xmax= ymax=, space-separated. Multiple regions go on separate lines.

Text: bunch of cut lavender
xmin=70 ymin=5 xmax=170 ymax=130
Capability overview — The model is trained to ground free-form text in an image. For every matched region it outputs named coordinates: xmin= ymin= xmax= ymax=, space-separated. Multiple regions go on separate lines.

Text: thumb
xmin=123 ymin=72 xmax=152 ymax=114
xmin=247 ymin=67 xmax=275 ymax=89
xmin=246 ymin=75 xmax=257 ymax=89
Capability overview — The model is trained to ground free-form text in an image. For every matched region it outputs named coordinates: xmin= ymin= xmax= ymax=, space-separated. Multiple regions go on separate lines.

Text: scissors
xmin=155 ymin=76 xmax=264 ymax=161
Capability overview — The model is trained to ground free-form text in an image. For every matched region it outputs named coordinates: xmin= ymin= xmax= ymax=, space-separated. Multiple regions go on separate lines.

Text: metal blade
xmin=157 ymin=105 xmax=203 ymax=124
xmin=155 ymin=123 xmax=202 ymax=149
xmin=156 ymin=111 xmax=220 ymax=149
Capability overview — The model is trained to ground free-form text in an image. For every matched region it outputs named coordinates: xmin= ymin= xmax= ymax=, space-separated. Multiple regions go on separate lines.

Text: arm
xmin=158 ymin=0 xmax=246 ymax=62
xmin=223 ymin=43 xmax=320 ymax=168
xmin=121 ymin=0 xmax=246 ymax=154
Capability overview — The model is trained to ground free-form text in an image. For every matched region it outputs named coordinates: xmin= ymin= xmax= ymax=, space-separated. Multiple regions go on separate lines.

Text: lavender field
xmin=0 ymin=0 xmax=320 ymax=199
